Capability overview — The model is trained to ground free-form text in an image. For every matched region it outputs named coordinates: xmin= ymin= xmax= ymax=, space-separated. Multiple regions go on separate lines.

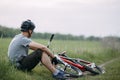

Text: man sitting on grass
xmin=8 ymin=20 xmax=67 ymax=79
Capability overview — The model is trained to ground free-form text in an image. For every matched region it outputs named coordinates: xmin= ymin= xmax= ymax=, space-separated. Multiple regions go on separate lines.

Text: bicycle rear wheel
xmin=56 ymin=63 xmax=83 ymax=78
xmin=85 ymin=65 xmax=105 ymax=75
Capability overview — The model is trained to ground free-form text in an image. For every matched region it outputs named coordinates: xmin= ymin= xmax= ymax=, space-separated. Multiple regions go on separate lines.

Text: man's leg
xmin=41 ymin=52 xmax=57 ymax=73
xmin=17 ymin=49 xmax=68 ymax=79
xmin=18 ymin=49 xmax=57 ymax=73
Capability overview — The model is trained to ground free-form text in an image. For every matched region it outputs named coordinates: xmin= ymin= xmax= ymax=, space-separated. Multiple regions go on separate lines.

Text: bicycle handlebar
xmin=47 ymin=34 xmax=54 ymax=48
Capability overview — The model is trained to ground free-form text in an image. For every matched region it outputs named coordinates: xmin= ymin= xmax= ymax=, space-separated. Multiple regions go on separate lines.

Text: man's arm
xmin=29 ymin=41 xmax=55 ymax=58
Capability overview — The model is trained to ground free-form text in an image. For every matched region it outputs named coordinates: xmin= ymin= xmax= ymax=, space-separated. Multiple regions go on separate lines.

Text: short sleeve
xmin=21 ymin=37 xmax=32 ymax=47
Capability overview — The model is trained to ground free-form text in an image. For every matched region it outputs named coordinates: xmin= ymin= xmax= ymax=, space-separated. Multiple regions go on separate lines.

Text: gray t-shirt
xmin=8 ymin=34 xmax=32 ymax=63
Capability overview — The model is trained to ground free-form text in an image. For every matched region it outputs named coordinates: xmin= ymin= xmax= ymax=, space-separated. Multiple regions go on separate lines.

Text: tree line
xmin=0 ymin=25 xmax=106 ymax=41
xmin=0 ymin=25 xmax=20 ymax=38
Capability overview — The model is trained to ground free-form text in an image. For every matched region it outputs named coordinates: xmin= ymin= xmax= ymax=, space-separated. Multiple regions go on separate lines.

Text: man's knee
xmin=34 ymin=49 xmax=43 ymax=60
xmin=35 ymin=49 xmax=43 ymax=54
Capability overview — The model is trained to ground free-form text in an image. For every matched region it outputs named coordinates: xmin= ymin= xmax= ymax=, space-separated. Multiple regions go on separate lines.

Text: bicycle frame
xmin=60 ymin=56 xmax=85 ymax=71
xmin=57 ymin=54 xmax=95 ymax=72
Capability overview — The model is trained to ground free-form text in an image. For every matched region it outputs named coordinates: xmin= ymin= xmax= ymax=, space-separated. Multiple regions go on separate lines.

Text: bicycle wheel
xmin=85 ymin=65 xmax=105 ymax=75
xmin=56 ymin=63 xmax=83 ymax=78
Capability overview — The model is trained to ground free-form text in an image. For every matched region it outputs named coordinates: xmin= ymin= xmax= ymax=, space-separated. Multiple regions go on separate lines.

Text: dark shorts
xmin=17 ymin=49 xmax=43 ymax=71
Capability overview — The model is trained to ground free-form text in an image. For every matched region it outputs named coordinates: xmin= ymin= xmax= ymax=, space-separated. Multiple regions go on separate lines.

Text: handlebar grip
xmin=50 ymin=34 xmax=54 ymax=42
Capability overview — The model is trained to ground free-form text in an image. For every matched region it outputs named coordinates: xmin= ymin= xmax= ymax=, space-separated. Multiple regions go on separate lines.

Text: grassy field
xmin=0 ymin=38 xmax=120 ymax=80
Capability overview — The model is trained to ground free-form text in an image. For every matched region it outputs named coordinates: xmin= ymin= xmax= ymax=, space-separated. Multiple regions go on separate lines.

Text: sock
xmin=53 ymin=69 xmax=60 ymax=75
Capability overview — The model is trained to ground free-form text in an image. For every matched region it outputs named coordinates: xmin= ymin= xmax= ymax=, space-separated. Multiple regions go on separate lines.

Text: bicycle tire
xmin=56 ymin=63 xmax=83 ymax=78
xmin=85 ymin=65 xmax=104 ymax=75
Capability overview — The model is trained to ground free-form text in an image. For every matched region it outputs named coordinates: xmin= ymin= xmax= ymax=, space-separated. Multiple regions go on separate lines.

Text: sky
xmin=0 ymin=0 xmax=120 ymax=37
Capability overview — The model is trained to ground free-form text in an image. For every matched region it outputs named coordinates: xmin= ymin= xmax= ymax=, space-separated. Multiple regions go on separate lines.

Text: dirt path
xmin=99 ymin=57 xmax=120 ymax=67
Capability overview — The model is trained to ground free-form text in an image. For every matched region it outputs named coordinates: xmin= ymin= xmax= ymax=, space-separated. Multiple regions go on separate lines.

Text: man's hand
xmin=52 ymin=57 xmax=59 ymax=65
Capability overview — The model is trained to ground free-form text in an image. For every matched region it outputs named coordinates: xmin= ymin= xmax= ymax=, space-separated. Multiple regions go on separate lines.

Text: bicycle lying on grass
xmin=48 ymin=34 xmax=105 ymax=78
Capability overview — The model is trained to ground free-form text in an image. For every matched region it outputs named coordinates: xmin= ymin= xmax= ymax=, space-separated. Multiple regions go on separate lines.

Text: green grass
xmin=0 ymin=38 xmax=120 ymax=80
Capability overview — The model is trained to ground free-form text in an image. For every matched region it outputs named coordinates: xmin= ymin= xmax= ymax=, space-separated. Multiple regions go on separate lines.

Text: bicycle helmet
xmin=21 ymin=20 xmax=35 ymax=32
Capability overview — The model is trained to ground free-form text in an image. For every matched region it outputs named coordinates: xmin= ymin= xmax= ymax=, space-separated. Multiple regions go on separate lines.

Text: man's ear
xmin=29 ymin=30 xmax=33 ymax=34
